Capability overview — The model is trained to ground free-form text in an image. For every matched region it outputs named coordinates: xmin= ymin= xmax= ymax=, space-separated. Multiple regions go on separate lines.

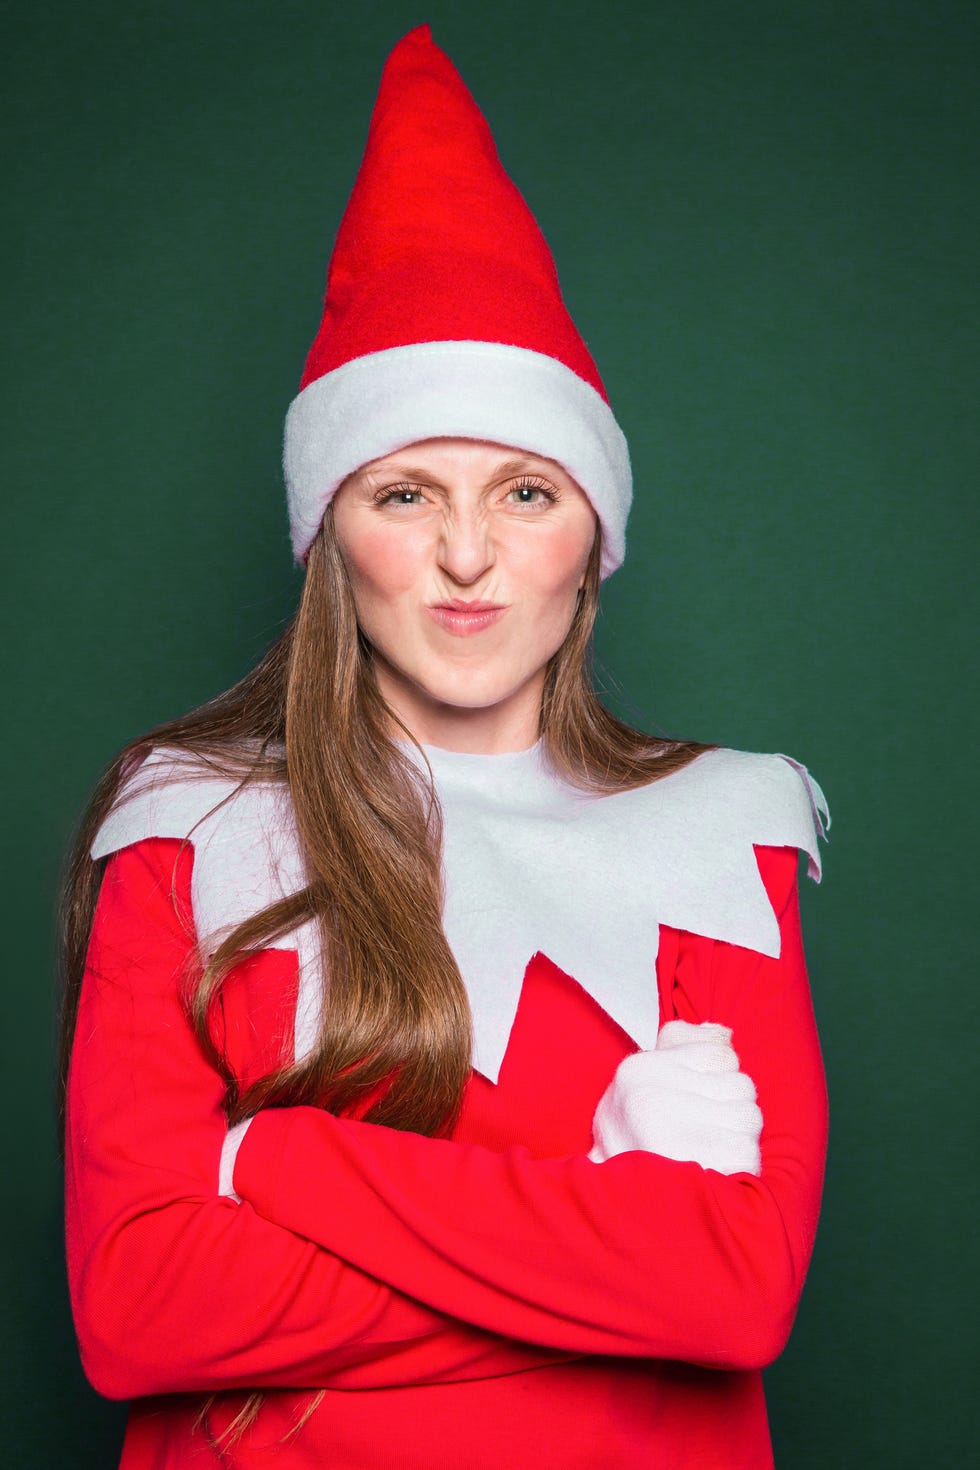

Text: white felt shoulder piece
xmin=90 ymin=748 xmax=323 ymax=1052
xmin=420 ymin=744 xmax=829 ymax=1081
xmin=90 ymin=743 xmax=829 ymax=1085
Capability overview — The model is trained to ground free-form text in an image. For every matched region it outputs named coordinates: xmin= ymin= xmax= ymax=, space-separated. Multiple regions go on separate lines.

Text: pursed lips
xmin=426 ymin=599 xmax=508 ymax=636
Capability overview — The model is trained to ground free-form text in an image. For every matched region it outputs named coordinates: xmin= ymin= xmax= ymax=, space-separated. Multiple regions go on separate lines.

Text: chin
xmin=396 ymin=655 xmax=540 ymax=713
xmin=414 ymin=676 xmax=523 ymax=713
xmin=371 ymin=642 xmax=550 ymax=723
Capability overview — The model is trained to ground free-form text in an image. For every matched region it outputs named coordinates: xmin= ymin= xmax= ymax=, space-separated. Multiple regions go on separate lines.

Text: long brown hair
xmin=59 ymin=509 xmax=713 ymax=1142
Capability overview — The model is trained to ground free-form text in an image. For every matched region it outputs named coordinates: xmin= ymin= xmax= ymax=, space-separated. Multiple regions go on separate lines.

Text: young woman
xmin=60 ymin=25 xmax=829 ymax=1470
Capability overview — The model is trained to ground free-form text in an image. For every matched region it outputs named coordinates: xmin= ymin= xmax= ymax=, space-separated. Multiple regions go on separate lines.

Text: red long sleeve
xmin=66 ymin=833 xmax=826 ymax=1468
xmin=233 ymin=843 xmax=827 ymax=1370
xmin=64 ymin=839 xmax=575 ymax=1402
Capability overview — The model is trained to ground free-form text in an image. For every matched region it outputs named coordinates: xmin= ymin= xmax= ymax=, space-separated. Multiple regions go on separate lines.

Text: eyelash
xmin=372 ymin=477 xmax=560 ymax=507
xmin=510 ymin=476 xmax=560 ymax=504
xmin=372 ymin=485 xmax=424 ymax=506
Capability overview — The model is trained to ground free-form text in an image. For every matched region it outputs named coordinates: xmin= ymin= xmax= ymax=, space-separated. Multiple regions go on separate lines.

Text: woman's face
xmin=331 ymin=438 xmax=598 ymax=751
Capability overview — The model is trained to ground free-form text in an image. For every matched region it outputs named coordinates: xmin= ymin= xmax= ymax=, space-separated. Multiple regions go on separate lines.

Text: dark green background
xmin=3 ymin=1 xmax=976 ymax=1463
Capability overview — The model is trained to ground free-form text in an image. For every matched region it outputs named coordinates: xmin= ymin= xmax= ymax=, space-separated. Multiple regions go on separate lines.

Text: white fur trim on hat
xmin=283 ymin=340 xmax=632 ymax=579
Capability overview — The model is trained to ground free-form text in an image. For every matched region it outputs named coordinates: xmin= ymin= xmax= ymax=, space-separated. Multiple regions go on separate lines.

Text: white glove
xmin=589 ymin=1021 xmax=763 ymax=1175
xmin=218 ymin=1118 xmax=252 ymax=1201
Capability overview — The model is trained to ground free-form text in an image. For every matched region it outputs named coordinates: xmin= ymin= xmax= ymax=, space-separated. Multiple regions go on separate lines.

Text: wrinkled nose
xmin=437 ymin=509 xmax=496 ymax=585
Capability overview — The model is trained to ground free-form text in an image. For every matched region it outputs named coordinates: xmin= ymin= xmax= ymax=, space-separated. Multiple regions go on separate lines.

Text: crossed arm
xmin=65 ymin=838 xmax=826 ymax=1401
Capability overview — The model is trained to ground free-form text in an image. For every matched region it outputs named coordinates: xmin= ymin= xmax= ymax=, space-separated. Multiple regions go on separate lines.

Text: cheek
xmin=510 ymin=523 xmax=594 ymax=605
xmin=341 ymin=525 xmax=425 ymax=604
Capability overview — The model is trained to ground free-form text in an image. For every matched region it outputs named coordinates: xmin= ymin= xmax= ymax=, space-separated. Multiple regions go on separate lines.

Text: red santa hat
xmin=283 ymin=23 xmax=632 ymax=578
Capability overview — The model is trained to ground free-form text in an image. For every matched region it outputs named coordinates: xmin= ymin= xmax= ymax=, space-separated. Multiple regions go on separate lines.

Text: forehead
xmin=354 ymin=438 xmax=573 ymax=483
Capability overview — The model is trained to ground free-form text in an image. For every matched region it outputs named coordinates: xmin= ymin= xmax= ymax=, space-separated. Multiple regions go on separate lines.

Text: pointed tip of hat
xmin=375 ymin=24 xmax=470 ymax=112
xmin=390 ymin=21 xmax=438 ymax=59
xmin=399 ymin=21 xmax=434 ymax=43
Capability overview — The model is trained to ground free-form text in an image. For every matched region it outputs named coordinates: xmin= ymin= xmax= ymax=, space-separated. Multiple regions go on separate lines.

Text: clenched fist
xmin=589 ymin=1021 xmax=763 ymax=1175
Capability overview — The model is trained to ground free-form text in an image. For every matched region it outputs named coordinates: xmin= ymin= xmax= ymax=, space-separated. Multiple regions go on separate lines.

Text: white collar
xmin=92 ymin=743 xmax=827 ymax=1083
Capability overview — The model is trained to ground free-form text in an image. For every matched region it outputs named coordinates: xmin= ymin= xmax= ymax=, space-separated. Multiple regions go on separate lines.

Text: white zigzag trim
xmin=92 ymin=744 xmax=828 ymax=1083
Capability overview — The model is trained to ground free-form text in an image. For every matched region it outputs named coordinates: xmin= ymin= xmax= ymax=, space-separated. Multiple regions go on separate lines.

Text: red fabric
xmin=65 ymin=836 xmax=827 ymax=1468
xmin=298 ymin=24 xmax=607 ymax=400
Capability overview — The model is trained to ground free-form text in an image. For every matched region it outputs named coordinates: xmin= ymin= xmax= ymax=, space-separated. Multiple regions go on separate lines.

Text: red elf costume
xmin=64 ymin=24 xmax=830 ymax=1470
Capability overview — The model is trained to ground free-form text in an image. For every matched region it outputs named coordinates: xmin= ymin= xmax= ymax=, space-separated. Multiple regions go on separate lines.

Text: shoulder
xmin=687 ymin=748 xmax=827 ymax=829
xmin=90 ymin=745 xmax=306 ymax=956
xmin=628 ymin=746 xmax=830 ymax=883
xmin=90 ymin=746 xmax=286 ymax=861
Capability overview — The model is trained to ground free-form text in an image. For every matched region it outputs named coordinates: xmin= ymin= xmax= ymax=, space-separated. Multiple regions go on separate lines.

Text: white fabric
xmin=283 ymin=340 xmax=633 ymax=578
xmin=411 ymin=742 xmax=827 ymax=1081
xmin=91 ymin=743 xmax=828 ymax=1085
xmin=588 ymin=1021 xmax=763 ymax=1174
xmin=90 ymin=753 xmax=324 ymax=1055
xmin=218 ymin=1118 xmax=251 ymax=1200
